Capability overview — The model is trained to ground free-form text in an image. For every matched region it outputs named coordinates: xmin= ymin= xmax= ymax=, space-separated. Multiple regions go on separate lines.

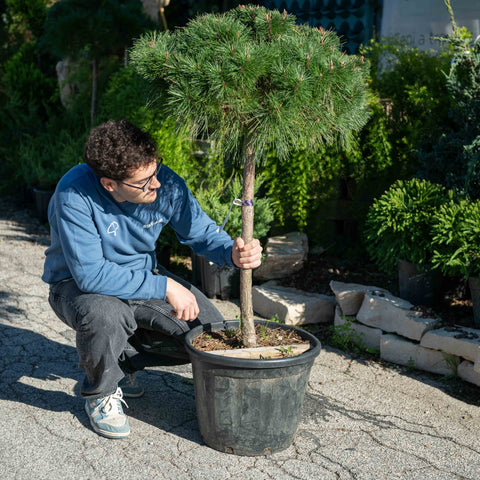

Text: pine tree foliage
xmin=131 ymin=5 xmax=371 ymax=163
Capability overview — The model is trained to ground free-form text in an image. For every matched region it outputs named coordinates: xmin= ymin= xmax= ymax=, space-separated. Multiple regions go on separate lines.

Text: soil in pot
xmin=192 ymin=323 xmax=304 ymax=352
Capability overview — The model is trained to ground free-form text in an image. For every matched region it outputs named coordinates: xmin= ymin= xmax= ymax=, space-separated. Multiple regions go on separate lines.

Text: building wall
xmin=381 ymin=0 xmax=480 ymax=50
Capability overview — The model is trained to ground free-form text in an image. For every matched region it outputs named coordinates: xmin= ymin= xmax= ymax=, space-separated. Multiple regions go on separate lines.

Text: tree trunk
xmin=90 ymin=57 xmax=98 ymax=126
xmin=159 ymin=7 xmax=168 ymax=31
xmin=240 ymin=143 xmax=257 ymax=348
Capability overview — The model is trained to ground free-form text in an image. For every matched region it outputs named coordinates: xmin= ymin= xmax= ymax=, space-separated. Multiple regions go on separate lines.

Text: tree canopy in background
xmin=41 ymin=0 xmax=154 ymax=124
xmin=42 ymin=0 xmax=152 ymax=59
xmin=417 ymin=30 xmax=480 ymax=198
xmin=1 ymin=0 xmax=50 ymax=60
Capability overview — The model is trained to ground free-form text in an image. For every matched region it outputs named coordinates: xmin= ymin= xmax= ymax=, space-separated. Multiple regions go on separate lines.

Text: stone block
xmin=334 ymin=306 xmax=382 ymax=351
xmin=329 ymin=280 xmax=390 ymax=316
xmin=356 ymin=291 xmax=441 ymax=341
xmin=474 ymin=348 xmax=480 ymax=374
xmin=254 ymin=232 xmax=308 ymax=280
xmin=420 ymin=326 xmax=480 ymax=362
xmin=380 ymin=334 xmax=460 ymax=376
xmin=458 ymin=360 xmax=480 ymax=387
xmin=252 ymin=281 xmax=336 ymax=326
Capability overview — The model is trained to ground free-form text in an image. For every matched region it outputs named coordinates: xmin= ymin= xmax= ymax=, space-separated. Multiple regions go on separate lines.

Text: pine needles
xmin=130 ymin=4 xmax=371 ymax=165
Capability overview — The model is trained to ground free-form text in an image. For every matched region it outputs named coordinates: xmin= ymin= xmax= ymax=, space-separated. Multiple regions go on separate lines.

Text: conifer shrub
xmin=363 ymin=178 xmax=450 ymax=273
xmin=431 ymin=197 xmax=480 ymax=278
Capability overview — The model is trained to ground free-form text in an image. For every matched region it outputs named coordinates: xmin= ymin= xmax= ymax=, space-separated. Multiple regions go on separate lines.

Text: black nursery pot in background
xmin=468 ymin=277 xmax=480 ymax=328
xmin=33 ymin=188 xmax=54 ymax=224
xmin=185 ymin=320 xmax=321 ymax=456
xmin=398 ymin=259 xmax=443 ymax=307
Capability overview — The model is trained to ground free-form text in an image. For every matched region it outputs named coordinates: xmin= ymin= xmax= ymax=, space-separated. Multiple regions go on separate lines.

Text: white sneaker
xmin=85 ymin=387 xmax=130 ymax=439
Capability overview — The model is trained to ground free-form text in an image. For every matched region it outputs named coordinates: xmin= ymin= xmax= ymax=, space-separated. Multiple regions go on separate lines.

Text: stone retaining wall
xmin=330 ymin=281 xmax=480 ymax=386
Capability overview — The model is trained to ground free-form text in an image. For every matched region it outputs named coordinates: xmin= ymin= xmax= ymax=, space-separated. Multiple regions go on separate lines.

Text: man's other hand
xmin=165 ymin=278 xmax=199 ymax=321
xmin=232 ymin=237 xmax=263 ymax=269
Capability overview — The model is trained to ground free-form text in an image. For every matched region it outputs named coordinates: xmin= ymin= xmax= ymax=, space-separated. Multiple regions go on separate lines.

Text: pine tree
xmin=131 ymin=5 xmax=371 ymax=347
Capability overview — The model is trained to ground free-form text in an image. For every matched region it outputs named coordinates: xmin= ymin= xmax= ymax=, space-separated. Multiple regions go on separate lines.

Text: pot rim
xmin=184 ymin=319 xmax=321 ymax=369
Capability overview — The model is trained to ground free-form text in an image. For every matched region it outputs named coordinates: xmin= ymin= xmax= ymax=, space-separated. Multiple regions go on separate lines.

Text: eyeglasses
xmin=115 ymin=162 xmax=162 ymax=192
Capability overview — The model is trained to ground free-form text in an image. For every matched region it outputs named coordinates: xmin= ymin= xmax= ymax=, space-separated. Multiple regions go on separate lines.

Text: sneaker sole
xmin=122 ymin=389 xmax=145 ymax=399
xmin=88 ymin=418 xmax=130 ymax=439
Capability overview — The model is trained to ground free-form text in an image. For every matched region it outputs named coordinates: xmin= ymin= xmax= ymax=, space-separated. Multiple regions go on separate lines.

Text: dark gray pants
xmin=48 ymin=267 xmax=223 ymax=399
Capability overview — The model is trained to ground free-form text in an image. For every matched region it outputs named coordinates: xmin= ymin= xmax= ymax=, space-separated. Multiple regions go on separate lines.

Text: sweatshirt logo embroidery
xmin=143 ymin=218 xmax=164 ymax=229
xmin=107 ymin=222 xmax=119 ymax=236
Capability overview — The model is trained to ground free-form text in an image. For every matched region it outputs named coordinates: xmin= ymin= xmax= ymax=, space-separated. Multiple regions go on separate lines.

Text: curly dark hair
xmin=84 ymin=120 xmax=158 ymax=180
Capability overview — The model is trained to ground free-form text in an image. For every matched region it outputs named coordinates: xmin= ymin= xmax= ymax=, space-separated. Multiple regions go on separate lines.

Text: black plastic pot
xmin=468 ymin=277 xmax=480 ymax=328
xmin=33 ymin=188 xmax=54 ymax=224
xmin=398 ymin=259 xmax=443 ymax=307
xmin=191 ymin=253 xmax=239 ymax=299
xmin=185 ymin=320 xmax=321 ymax=456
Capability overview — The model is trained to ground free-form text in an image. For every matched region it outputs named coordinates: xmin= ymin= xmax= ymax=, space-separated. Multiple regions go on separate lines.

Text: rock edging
xmin=252 ymin=280 xmax=336 ymax=326
xmin=330 ymin=280 xmax=480 ymax=386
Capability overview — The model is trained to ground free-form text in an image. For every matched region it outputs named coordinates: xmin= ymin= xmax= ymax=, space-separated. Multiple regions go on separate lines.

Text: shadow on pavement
xmin=0 ymin=322 xmax=203 ymax=444
xmin=0 ymin=323 xmax=82 ymax=412
xmin=0 ymin=196 xmax=50 ymax=246
xmin=320 ymin=345 xmax=480 ymax=407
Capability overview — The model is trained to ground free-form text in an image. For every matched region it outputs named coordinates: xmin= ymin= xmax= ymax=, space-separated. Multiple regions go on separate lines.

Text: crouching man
xmin=42 ymin=120 xmax=262 ymax=438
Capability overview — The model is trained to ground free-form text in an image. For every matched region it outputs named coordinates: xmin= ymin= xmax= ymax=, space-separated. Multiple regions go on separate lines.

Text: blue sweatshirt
xmin=42 ymin=163 xmax=234 ymax=300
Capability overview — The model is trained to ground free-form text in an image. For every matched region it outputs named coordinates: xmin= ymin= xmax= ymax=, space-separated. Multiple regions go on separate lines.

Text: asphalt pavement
xmin=1 ymin=196 xmax=479 ymax=480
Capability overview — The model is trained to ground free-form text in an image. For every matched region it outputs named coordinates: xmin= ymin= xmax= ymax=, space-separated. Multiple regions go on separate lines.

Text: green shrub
xmin=417 ymin=34 xmax=480 ymax=198
xmin=12 ymin=110 xmax=89 ymax=190
xmin=362 ymin=36 xmax=452 ymax=171
xmin=3 ymin=41 xmax=58 ymax=109
xmin=263 ymin=147 xmax=328 ymax=232
xmin=17 ymin=126 xmax=86 ymax=190
xmin=431 ymin=197 xmax=480 ymax=278
xmin=0 ymin=3 xmax=63 ymax=192
xmin=363 ymin=178 xmax=450 ymax=273
xmin=0 ymin=93 xmax=42 ymax=192
xmin=98 ymin=66 xmax=156 ymax=128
